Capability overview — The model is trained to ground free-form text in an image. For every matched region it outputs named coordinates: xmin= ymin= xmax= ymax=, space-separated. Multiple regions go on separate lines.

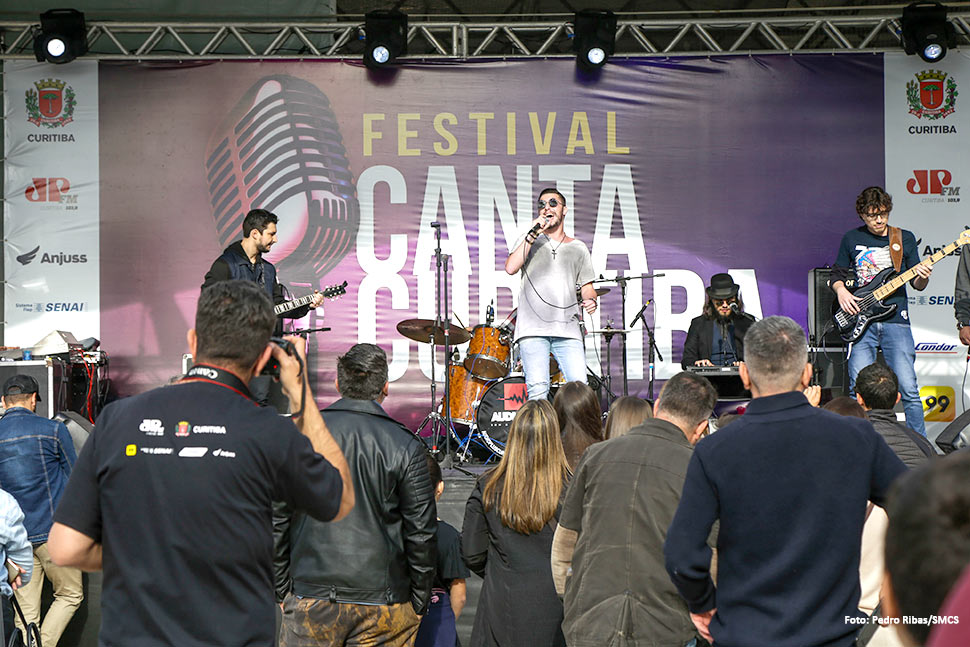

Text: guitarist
xmin=831 ymin=186 xmax=932 ymax=437
xmin=202 ymin=209 xmax=325 ymax=407
xmin=201 ymin=208 xmax=326 ymax=334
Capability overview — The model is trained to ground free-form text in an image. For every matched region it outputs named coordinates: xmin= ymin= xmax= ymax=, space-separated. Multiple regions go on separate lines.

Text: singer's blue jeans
xmin=518 ymin=336 xmax=587 ymax=400
xmin=848 ymin=322 xmax=926 ymax=437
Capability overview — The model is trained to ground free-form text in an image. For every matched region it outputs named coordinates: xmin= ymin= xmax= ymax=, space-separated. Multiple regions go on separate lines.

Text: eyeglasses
xmin=713 ymin=298 xmax=737 ymax=306
xmin=537 ymin=198 xmax=560 ymax=209
xmin=862 ymin=210 xmax=890 ymax=221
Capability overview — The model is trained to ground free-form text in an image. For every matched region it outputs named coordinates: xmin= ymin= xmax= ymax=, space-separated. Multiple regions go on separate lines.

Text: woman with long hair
xmin=603 ymin=395 xmax=653 ymax=440
xmin=461 ymin=399 xmax=570 ymax=647
xmin=553 ymin=381 xmax=604 ymax=470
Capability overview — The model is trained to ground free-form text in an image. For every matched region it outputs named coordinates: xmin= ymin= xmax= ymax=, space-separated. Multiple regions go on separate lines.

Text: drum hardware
xmin=593 ymin=272 xmax=664 ymax=399
xmin=406 ymin=222 xmax=470 ymax=472
xmin=628 ymin=296 xmax=662 ymax=401
xmin=586 ymin=324 xmax=633 ymax=405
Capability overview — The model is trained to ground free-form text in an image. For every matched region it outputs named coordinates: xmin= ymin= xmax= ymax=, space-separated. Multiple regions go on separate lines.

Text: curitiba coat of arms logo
xmin=25 ymin=78 xmax=76 ymax=128
xmin=906 ymin=70 xmax=957 ymax=120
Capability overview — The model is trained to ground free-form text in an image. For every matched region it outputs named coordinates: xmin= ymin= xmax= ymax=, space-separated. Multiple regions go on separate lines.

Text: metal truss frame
xmin=0 ymin=9 xmax=969 ymax=61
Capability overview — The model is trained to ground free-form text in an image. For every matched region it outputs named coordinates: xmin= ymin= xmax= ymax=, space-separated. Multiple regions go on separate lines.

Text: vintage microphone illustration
xmin=204 ymin=74 xmax=359 ymax=280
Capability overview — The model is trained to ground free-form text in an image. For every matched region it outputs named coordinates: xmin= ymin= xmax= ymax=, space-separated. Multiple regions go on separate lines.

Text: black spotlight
xmin=901 ymin=2 xmax=956 ymax=63
xmin=573 ymin=9 xmax=617 ymax=70
xmin=365 ymin=10 xmax=408 ymax=69
xmin=33 ymin=8 xmax=87 ymax=64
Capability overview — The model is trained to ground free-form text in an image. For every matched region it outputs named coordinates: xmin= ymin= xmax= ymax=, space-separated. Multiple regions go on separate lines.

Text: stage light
xmin=33 ymin=9 xmax=87 ymax=64
xmin=574 ymin=9 xmax=617 ymax=71
xmin=365 ymin=10 xmax=407 ymax=69
xmin=901 ymin=2 xmax=956 ymax=63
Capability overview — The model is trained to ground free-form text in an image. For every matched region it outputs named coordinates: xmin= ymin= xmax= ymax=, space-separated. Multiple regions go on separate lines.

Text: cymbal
xmin=396 ymin=318 xmax=472 ymax=345
xmin=577 ymin=287 xmax=611 ymax=298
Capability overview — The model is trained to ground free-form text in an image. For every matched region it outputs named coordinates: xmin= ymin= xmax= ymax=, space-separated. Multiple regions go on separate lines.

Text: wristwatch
xmin=958 ymin=322 xmax=968 ymax=331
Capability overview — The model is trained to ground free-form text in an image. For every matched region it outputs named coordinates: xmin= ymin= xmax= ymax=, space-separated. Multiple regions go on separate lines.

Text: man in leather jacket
xmin=275 ymin=343 xmax=437 ymax=647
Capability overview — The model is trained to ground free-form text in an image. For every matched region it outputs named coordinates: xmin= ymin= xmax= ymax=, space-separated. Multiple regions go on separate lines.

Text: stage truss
xmin=1 ymin=8 xmax=969 ymax=61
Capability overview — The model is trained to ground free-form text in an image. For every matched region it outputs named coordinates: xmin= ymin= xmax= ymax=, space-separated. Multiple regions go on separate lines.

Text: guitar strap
xmin=888 ymin=226 xmax=903 ymax=272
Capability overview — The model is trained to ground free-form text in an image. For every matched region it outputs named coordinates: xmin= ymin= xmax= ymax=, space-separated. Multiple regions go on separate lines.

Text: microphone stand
xmin=595 ymin=272 xmax=663 ymax=397
xmin=630 ymin=301 xmax=662 ymax=401
xmin=288 ymin=326 xmax=331 ymax=336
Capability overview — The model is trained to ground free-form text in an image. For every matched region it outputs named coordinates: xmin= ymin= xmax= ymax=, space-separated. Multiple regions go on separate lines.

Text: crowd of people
xmin=0 ymin=182 xmax=968 ymax=647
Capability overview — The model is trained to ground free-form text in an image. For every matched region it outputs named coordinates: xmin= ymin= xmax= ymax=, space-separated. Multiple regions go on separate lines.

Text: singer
xmin=504 ymin=188 xmax=597 ymax=401
xmin=681 ymin=273 xmax=755 ymax=368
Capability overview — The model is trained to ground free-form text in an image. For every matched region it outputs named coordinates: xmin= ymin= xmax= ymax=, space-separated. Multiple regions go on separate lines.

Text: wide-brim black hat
xmin=706 ymin=273 xmax=740 ymax=300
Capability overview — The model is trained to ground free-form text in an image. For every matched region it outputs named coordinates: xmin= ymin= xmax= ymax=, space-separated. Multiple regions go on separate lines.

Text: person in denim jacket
xmin=0 ymin=488 xmax=33 ymax=645
xmin=0 ymin=375 xmax=81 ymax=647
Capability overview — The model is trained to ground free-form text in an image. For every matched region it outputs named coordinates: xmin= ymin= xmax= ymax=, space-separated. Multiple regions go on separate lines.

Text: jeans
xmin=518 ymin=336 xmax=587 ymax=401
xmin=848 ymin=322 xmax=926 ymax=437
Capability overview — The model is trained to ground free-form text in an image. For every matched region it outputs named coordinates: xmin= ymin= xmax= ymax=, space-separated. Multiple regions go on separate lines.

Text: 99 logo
xmin=920 ymin=386 xmax=955 ymax=422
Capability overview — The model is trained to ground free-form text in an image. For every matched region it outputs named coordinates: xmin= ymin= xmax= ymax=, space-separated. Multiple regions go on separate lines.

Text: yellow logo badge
xmin=125 ymin=444 xmax=137 ymax=456
xmin=921 ymin=386 xmax=955 ymax=422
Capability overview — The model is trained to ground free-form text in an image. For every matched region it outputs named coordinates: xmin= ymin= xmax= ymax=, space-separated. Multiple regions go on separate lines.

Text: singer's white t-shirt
xmin=513 ymin=236 xmax=595 ymax=342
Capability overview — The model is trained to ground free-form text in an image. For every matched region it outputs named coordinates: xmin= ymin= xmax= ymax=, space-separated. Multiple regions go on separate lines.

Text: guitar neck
xmin=274 ymin=294 xmax=316 ymax=316
xmin=871 ymin=239 xmax=961 ymax=300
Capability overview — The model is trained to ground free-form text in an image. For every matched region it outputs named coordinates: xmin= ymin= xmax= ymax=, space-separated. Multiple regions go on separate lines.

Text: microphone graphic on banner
xmin=204 ymin=75 xmax=359 ymax=280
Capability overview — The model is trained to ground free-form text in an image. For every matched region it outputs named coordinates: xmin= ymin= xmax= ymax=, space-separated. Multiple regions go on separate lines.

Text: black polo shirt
xmin=54 ymin=376 xmax=342 ymax=647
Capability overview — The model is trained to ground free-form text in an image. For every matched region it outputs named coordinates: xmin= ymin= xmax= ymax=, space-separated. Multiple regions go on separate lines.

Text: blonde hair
xmin=604 ymin=396 xmax=653 ymax=439
xmin=482 ymin=400 xmax=570 ymax=534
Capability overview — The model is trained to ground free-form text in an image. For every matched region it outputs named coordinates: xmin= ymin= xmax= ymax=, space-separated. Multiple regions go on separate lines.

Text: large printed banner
xmin=3 ymin=60 xmax=100 ymax=345
xmin=885 ymin=51 xmax=970 ymax=433
xmin=89 ymin=57 xmax=884 ymax=429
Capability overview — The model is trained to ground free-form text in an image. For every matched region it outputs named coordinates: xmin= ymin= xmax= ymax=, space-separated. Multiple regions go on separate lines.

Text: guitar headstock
xmin=959 ymin=229 xmax=970 ymax=248
xmin=322 ymin=281 xmax=349 ymax=299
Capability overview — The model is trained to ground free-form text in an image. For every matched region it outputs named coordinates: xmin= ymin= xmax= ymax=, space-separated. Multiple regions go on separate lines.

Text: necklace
xmin=548 ymin=235 xmax=565 ymax=259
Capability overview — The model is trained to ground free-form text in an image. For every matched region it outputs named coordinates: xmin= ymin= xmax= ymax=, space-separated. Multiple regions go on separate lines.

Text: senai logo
xmin=907 ymin=70 xmax=957 ymax=120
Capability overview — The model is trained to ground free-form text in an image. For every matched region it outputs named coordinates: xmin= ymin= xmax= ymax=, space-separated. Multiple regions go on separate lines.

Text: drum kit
xmin=397 ymin=305 xmax=572 ymax=461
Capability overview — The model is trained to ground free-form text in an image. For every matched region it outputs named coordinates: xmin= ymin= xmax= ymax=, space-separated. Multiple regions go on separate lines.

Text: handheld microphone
xmin=527 ymin=217 xmax=550 ymax=239
xmin=629 ymin=299 xmax=653 ymax=328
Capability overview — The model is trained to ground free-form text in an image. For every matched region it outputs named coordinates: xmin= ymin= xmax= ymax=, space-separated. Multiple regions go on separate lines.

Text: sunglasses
xmin=713 ymin=298 xmax=737 ymax=306
xmin=537 ymin=198 xmax=560 ymax=209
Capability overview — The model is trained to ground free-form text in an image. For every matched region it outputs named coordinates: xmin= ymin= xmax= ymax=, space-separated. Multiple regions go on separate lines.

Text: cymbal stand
xmin=600 ymin=320 xmax=618 ymax=405
xmin=414 ymin=223 xmax=453 ymax=464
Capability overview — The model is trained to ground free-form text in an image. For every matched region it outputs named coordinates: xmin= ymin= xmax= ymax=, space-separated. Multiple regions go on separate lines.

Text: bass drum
xmin=475 ymin=375 xmax=529 ymax=457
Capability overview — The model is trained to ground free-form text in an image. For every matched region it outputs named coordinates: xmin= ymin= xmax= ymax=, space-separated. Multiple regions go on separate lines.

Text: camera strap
xmin=183 ymin=364 xmax=255 ymax=402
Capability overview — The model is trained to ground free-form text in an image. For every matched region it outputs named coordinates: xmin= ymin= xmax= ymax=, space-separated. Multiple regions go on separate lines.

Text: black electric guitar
xmin=274 ymin=281 xmax=348 ymax=316
xmin=832 ymin=230 xmax=970 ymax=343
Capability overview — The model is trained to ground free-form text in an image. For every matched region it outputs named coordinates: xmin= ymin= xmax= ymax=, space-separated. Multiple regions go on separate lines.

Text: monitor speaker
xmin=808 ymin=268 xmax=845 ymax=347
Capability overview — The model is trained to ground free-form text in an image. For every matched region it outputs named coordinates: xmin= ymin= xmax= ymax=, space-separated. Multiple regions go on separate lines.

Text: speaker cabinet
xmin=810 ymin=346 xmax=850 ymax=399
xmin=808 ymin=267 xmax=845 ymax=348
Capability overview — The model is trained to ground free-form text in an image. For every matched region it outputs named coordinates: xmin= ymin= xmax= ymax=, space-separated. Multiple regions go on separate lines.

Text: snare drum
xmin=445 ymin=364 xmax=490 ymax=426
xmin=464 ymin=325 xmax=511 ymax=379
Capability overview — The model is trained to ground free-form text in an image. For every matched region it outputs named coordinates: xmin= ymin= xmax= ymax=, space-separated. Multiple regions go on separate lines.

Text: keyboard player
xmin=681 ymin=273 xmax=756 ymax=369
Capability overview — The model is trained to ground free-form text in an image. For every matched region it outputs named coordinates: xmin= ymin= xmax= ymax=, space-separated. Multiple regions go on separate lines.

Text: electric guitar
xmin=274 ymin=281 xmax=348 ymax=316
xmin=832 ymin=230 xmax=970 ymax=343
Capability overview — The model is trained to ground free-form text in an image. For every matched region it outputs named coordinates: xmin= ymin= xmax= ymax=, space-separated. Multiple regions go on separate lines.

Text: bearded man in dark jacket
xmin=274 ymin=343 xmax=437 ymax=647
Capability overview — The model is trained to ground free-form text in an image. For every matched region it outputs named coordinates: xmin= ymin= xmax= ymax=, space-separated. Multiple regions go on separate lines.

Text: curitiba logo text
xmin=906 ymin=70 xmax=957 ymax=120
xmin=26 ymin=78 xmax=76 ymax=128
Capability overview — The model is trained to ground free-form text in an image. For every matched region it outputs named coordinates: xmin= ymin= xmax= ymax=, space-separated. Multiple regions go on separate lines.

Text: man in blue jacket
xmin=664 ymin=316 xmax=908 ymax=647
xmin=0 ymin=375 xmax=80 ymax=647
